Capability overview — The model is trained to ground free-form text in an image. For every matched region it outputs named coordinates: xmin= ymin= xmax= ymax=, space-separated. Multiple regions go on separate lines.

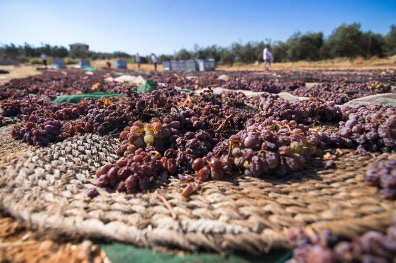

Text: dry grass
xmin=90 ymin=56 xmax=396 ymax=72
xmin=0 ymin=65 xmax=42 ymax=84
xmin=218 ymin=56 xmax=396 ymax=71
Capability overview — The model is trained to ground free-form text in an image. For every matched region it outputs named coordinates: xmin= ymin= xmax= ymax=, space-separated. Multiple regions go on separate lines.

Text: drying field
xmin=0 ymin=67 xmax=395 ymax=262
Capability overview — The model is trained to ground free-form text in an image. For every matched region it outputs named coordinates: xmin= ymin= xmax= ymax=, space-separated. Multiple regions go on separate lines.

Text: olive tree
xmin=385 ymin=25 xmax=396 ymax=56
xmin=286 ymin=32 xmax=324 ymax=61
xmin=325 ymin=23 xmax=365 ymax=58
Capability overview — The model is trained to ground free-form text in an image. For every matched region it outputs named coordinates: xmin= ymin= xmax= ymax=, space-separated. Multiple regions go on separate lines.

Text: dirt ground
xmin=0 ymin=210 xmax=107 ymax=263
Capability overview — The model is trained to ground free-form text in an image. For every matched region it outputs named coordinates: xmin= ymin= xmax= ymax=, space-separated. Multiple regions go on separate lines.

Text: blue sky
xmin=0 ymin=0 xmax=395 ymax=56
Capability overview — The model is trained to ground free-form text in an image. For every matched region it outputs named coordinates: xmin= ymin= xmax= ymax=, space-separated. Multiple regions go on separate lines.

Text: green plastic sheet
xmin=137 ymin=80 xmax=158 ymax=93
xmin=100 ymin=243 xmax=290 ymax=263
xmin=52 ymin=92 xmax=122 ymax=104
xmin=84 ymin=67 xmax=98 ymax=71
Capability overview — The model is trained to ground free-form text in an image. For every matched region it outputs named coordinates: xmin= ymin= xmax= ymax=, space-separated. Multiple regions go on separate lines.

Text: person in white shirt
xmin=41 ymin=53 xmax=47 ymax=68
xmin=151 ymin=53 xmax=158 ymax=71
xmin=263 ymin=45 xmax=273 ymax=71
xmin=135 ymin=53 xmax=141 ymax=70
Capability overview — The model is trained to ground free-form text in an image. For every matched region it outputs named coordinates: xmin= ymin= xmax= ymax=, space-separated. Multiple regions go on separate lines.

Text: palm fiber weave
xmin=0 ymin=127 xmax=394 ymax=254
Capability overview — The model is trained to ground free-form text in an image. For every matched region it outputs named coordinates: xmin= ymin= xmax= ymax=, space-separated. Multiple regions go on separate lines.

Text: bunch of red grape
xmin=117 ymin=118 xmax=175 ymax=157
xmin=0 ymin=116 xmax=12 ymax=127
xmin=365 ymin=159 xmax=396 ymax=199
xmin=99 ymin=116 xmax=219 ymax=192
xmin=189 ymin=119 xmax=323 ymax=184
xmin=54 ymin=107 xmax=81 ymax=120
xmin=291 ymin=82 xmax=392 ymax=104
xmin=335 ymin=105 xmax=396 ymax=153
xmin=95 ymin=148 xmax=165 ymax=193
xmin=11 ymin=116 xmax=62 ymax=146
xmin=286 ymin=218 xmax=396 ymax=263
xmin=247 ymin=93 xmax=343 ymax=125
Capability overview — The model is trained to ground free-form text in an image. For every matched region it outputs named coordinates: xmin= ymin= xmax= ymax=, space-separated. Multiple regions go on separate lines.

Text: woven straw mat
xmin=0 ymin=127 xmax=395 ymax=254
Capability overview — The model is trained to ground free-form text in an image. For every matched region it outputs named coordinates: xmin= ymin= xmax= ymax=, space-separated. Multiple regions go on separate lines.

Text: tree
xmin=361 ymin=31 xmax=386 ymax=58
xmin=198 ymin=45 xmax=222 ymax=61
xmin=219 ymin=48 xmax=234 ymax=66
xmin=385 ymin=25 xmax=396 ymax=56
xmin=238 ymin=42 xmax=257 ymax=63
xmin=37 ymin=44 xmax=52 ymax=56
xmin=271 ymin=41 xmax=288 ymax=62
xmin=287 ymin=32 xmax=323 ymax=61
xmin=23 ymin=43 xmax=39 ymax=57
xmin=158 ymin=54 xmax=172 ymax=63
xmin=112 ymin=51 xmax=131 ymax=59
xmin=193 ymin=44 xmax=205 ymax=59
xmin=230 ymin=42 xmax=242 ymax=63
xmin=175 ymin=48 xmax=191 ymax=60
xmin=3 ymin=44 xmax=20 ymax=58
xmin=325 ymin=23 xmax=365 ymax=58
xmin=51 ymin=46 xmax=69 ymax=58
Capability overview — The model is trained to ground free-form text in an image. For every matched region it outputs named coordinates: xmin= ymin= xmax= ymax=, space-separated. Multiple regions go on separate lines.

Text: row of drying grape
xmin=287 ymin=218 xmax=396 ymax=263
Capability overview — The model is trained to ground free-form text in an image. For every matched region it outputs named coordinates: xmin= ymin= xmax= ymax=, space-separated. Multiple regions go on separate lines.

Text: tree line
xmin=1 ymin=23 xmax=395 ymax=65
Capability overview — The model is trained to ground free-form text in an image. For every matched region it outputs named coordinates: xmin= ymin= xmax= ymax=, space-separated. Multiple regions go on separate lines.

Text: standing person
xmin=263 ymin=45 xmax=273 ymax=71
xmin=41 ymin=53 xmax=47 ymax=68
xmin=135 ymin=53 xmax=141 ymax=70
xmin=151 ymin=53 xmax=158 ymax=71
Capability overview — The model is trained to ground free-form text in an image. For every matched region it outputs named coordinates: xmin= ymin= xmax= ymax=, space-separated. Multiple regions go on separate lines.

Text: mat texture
xmin=0 ymin=127 xmax=395 ymax=254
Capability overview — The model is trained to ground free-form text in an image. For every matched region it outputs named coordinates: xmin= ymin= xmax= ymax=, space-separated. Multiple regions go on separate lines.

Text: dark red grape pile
xmin=1 ymin=69 xmax=395 ymax=195
xmin=286 ymin=218 xmax=396 ymax=263
xmin=292 ymin=82 xmax=392 ymax=105
xmin=204 ymin=119 xmax=323 ymax=178
xmin=11 ymin=117 xmax=62 ymax=146
xmin=247 ymin=93 xmax=343 ymax=125
xmin=365 ymin=159 xmax=396 ymax=199
xmin=0 ymin=69 xmax=113 ymax=100
xmin=97 ymin=116 xmax=226 ymax=192
xmin=221 ymin=77 xmax=304 ymax=93
xmin=96 ymin=114 xmax=328 ymax=193
xmin=95 ymin=148 xmax=165 ymax=193
xmin=0 ymin=115 xmax=14 ymax=127
xmin=333 ymin=105 xmax=396 ymax=153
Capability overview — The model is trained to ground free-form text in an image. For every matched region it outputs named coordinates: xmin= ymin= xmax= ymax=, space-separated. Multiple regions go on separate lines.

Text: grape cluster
xmin=0 ymin=115 xmax=12 ymax=127
xmin=11 ymin=117 xmax=62 ymax=146
xmin=286 ymin=218 xmax=396 ymax=263
xmin=10 ymin=96 xmax=141 ymax=145
xmin=365 ymin=159 xmax=396 ymax=199
xmin=334 ymin=105 xmax=396 ymax=153
xmin=117 ymin=119 xmax=174 ymax=157
xmin=97 ymin=116 xmax=219 ymax=192
xmin=95 ymin=148 xmax=165 ymax=193
xmin=189 ymin=119 xmax=323 ymax=183
xmin=54 ymin=106 xmax=81 ymax=120
xmin=292 ymin=82 xmax=392 ymax=105
xmin=247 ymin=93 xmax=343 ymax=125
xmin=1 ymin=99 xmax=23 ymax=116
xmin=166 ymin=129 xmax=217 ymax=175
xmin=222 ymin=77 xmax=304 ymax=93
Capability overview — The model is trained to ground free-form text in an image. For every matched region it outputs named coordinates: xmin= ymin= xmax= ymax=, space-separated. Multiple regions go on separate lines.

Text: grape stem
xmin=215 ymin=114 xmax=233 ymax=133
xmin=144 ymin=151 xmax=161 ymax=161
xmin=226 ymin=138 xmax=241 ymax=157
xmin=155 ymin=190 xmax=178 ymax=220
